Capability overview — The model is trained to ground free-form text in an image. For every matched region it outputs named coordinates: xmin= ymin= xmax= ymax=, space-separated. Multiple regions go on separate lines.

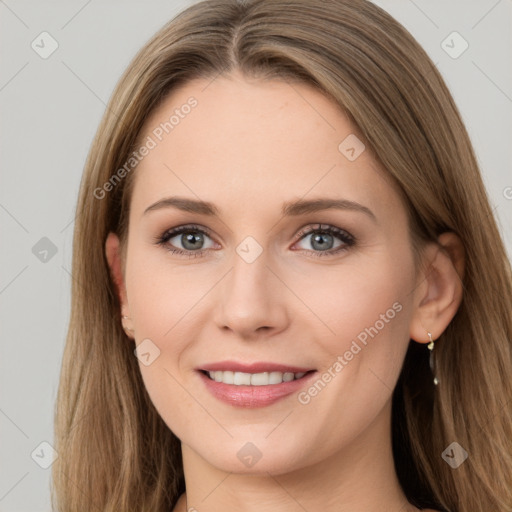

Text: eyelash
xmin=154 ymin=223 xmax=356 ymax=259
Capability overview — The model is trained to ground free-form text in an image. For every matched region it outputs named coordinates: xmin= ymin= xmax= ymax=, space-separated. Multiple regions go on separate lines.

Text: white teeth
xmin=221 ymin=370 xmax=234 ymax=384
xmin=250 ymin=372 xmax=269 ymax=386
xmin=206 ymin=370 xmax=308 ymax=385
xmin=269 ymin=371 xmax=283 ymax=385
xmin=233 ymin=372 xmax=251 ymax=385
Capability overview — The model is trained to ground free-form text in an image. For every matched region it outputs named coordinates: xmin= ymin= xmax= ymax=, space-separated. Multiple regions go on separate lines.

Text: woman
xmin=51 ymin=1 xmax=512 ymax=511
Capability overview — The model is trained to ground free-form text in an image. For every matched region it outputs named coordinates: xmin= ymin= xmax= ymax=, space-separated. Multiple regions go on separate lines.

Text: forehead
xmin=129 ymin=73 xmax=404 ymax=221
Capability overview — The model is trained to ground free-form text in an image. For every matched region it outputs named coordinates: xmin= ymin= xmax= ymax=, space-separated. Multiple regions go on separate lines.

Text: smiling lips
xmin=199 ymin=361 xmax=314 ymax=384
xmin=197 ymin=361 xmax=317 ymax=407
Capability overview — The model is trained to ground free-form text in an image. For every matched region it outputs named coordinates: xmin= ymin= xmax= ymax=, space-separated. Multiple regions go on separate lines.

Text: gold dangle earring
xmin=427 ymin=332 xmax=439 ymax=386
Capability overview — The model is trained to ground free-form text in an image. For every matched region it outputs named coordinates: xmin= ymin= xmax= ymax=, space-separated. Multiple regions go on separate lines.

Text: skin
xmin=106 ymin=70 xmax=464 ymax=512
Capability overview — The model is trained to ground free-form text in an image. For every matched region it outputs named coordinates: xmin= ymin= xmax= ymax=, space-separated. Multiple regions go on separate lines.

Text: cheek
xmin=286 ymin=253 xmax=414 ymax=447
xmin=124 ymin=246 xmax=219 ymax=409
xmin=125 ymin=243 xmax=211 ymax=340
xmin=305 ymin=250 xmax=415 ymax=380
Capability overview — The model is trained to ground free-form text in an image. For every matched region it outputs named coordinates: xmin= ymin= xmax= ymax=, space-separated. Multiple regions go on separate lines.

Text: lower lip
xmin=197 ymin=370 xmax=317 ymax=408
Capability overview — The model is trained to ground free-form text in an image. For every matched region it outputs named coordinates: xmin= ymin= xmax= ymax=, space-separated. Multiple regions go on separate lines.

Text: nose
xmin=213 ymin=249 xmax=290 ymax=340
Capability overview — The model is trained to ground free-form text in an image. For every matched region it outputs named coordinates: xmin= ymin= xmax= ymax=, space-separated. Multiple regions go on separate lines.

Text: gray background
xmin=0 ymin=1 xmax=511 ymax=510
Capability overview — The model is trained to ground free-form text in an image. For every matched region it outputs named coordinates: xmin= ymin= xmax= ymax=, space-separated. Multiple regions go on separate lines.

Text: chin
xmin=189 ymin=434 xmax=316 ymax=476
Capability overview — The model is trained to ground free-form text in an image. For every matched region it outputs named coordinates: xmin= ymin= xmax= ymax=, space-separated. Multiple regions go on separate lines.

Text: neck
xmin=175 ymin=400 xmax=417 ymax=512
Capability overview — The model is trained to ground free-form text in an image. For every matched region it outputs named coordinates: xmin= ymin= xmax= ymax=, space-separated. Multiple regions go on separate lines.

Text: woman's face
xmin=113 ymin=71 xmax=422 ymax=474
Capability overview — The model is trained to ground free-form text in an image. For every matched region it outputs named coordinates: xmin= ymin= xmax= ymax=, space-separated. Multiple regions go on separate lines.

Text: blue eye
xmin=155 ymin=223 xmax=356 ymax=258
xmin=155 ymin=224 xmax=216 ymax=258
xmin=292 ymin=223 xmax=355 ymax=258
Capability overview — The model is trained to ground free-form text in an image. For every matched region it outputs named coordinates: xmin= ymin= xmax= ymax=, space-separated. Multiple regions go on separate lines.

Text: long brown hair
xmin=52 ymin=1 xmax=512 ymax=510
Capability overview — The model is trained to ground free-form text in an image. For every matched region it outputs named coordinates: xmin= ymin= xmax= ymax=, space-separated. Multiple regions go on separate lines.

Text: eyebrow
xmin=143 ymin=196 xmax=376 ymax=221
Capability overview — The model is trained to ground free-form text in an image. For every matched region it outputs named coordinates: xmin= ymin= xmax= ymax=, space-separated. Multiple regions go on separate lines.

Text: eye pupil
xmin=311 ymin=233 xmax=333 ymax=251
xmin=182 ymin=232 xmax=204 ymax=250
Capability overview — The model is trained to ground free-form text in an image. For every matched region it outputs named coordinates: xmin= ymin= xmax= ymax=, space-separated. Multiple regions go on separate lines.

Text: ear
xmin=409 ymin=232 xmax=465 ymax=344
xmin=105 ymin=232 xmax=133 ymax=335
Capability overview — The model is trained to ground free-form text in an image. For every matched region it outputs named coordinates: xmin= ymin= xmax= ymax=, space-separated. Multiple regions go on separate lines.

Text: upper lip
xmin=198 ymin=361 xmax=315 ymax=374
